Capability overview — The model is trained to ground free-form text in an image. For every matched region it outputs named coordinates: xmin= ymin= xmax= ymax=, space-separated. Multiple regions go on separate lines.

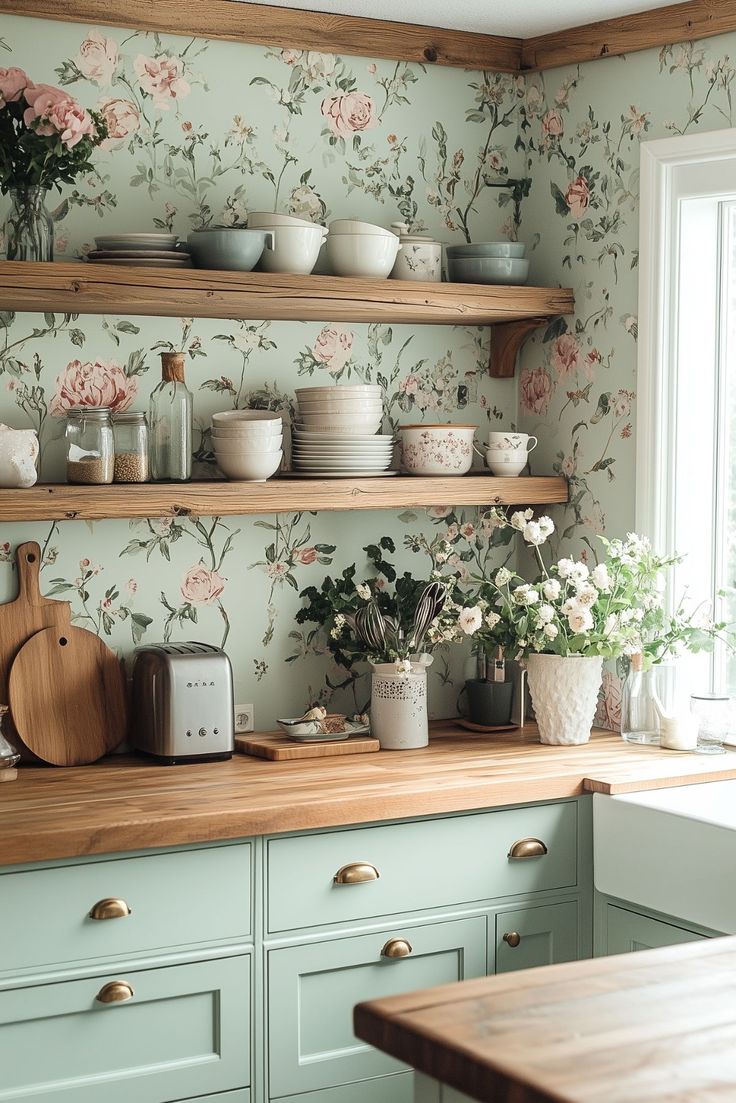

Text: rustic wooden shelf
xmin=0 ymin=262 xmax=574 ymax=377
xmin=0 ymin=477 xmax=568 ymax=522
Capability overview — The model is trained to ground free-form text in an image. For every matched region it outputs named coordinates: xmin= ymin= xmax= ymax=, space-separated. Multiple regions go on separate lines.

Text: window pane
xmin=721 ymin=204 xmax=736 ymax=696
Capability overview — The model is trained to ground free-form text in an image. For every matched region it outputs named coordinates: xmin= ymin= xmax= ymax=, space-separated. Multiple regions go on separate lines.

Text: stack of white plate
xmin=87 ymin=233 xmax=191 ymax=267
xmin=291 ymin=428 xmax=396 ymax=477
xmin=292 ymin=385 xmax=394 ymax=477
xmin=211 ymin=410 xmax=283 ymax=481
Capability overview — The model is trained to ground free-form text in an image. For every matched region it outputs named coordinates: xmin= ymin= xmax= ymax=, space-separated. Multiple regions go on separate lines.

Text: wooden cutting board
xmin=9 ymin=626 xmax=127 ymax=766
xmin=236 ymin=732 xmax=380 ymax=760
xmin=0 ymin=541 xmax=71 ymax=708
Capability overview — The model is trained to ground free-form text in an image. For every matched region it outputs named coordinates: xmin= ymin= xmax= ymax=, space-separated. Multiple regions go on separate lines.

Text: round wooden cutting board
xmin=9 ymin=626 xmax=128 ymax=766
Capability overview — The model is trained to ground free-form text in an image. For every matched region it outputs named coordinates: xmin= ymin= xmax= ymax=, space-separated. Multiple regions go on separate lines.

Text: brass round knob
xmin=381 ymin=938 xmax=413 ymax=959
xmin=89 ymin=898 xmax=131 ymax=921
xmin=334 ymin=862 xmax=380 ymax=885
xmin=503 ymin=931 xmax=521 ymax=948
xmin=96 ymin=981 xmax=134 ymax=1004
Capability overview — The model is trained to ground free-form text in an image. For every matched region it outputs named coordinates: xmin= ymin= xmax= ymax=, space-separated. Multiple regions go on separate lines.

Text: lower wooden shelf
xmin=0 ymin=476 xmax=568 ymax=521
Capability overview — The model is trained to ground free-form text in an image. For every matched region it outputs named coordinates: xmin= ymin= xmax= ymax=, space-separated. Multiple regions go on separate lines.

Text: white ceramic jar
xmin=390 ymin=222 xmax=442 ymax=282
xmin=0 ymin=424 xmax=38 ymax=487
xmin=370 ymin=662 xmax=428 ymax=749
xmin=399 ymin=424 xmax=476 ymax=475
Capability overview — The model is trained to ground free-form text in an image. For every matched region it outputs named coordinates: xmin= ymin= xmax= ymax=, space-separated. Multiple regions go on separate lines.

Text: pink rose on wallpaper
xmin=298 ymin=547 xmax=317 ymax=565
xmin=400 ymin=374 xmax=421 ymax=396
xmin=583 ymin=347 xmax=602 ymax=381
xmin=75 ymin=30 xmax=118 ymax=86
xmin=0 ymin=66 xmax=29 ymax=107
xmin=134 ymin=54 xmax=190 ymax=108
xmin=98 ymin=97 xmax=140 ymax=148
xmin=519 ymin=365 xmax=553 ymax=417
xmin=50 ymin=359 xmax=138 ymax=415
xmin=550 ymin=333 xmax=581 ymax=379
xmin=541 ymin=109 xmax=564 ymax=138
xmin=595 ymin=671 xmax=622 ymax=732
xmin=564 ymin=174 xmax=590 ymax=218
xmin=181 ymin=564 xmax=226 ymax=605
xmin=312 ymin=325 xmax=353 ymax=373
xmin=321 ymin=91 xmax=377 ymax=138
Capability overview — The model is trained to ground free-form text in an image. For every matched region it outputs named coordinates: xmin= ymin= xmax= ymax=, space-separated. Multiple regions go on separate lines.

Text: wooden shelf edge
xmin=0 ymin=477 xmax=569 ymax=521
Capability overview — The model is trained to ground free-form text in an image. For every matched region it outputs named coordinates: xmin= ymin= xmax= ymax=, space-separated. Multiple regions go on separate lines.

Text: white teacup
xmin=486 ymin=455 xmax=528 ymax=477
xmin=486 ymin=432 xmax=537 ymax=453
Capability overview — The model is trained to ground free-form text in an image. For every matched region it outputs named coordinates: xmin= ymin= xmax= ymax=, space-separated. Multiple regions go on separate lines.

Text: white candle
xmin=659 ymin=713 xmax=698 ymax=751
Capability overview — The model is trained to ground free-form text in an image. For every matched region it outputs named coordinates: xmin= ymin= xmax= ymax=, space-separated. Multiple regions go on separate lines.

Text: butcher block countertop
xmin=354 ymin=935 xmax=736 ymax=1103
xmin=3 ymin=723 xmax=736 ymax=865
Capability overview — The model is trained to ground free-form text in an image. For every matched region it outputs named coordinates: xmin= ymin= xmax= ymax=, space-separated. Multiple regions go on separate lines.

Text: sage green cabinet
xmin=178 ymin=1094 xmax=251 ymax=1102
xmin=267 ymin=916 xmax=486 ymax=1098
xmin=267 ymin=802 xmax=578 ymax=933
xmin=495 ymin=900 xmax=579 ymax=973
xmin=604 ymin=904 xmax=705 ymax=955
xmin=277 ymin=1074 xmax=412 ymax=1103
xmin=0 ymin=955 xmax=251 ymax=1102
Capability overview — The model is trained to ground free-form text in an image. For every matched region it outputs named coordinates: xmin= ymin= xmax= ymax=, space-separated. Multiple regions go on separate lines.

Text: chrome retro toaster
xmin=131 ymin=642 xmax=234 ymax=763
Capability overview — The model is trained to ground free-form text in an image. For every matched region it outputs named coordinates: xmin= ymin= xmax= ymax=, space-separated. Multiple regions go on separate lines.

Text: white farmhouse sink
xmin=594 ymin=781 xmax=736 ymax=933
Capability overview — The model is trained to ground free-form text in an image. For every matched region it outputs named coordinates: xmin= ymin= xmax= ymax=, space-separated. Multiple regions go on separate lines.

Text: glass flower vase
xmin=621 ymin=656 xmax=676 ymax=745
xmin=3 ymin=186 xmax=54 ymax=262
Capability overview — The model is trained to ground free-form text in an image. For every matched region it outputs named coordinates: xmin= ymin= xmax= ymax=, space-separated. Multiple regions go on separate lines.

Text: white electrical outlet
xmin=234 ymin=703 xmax=254 ymax=733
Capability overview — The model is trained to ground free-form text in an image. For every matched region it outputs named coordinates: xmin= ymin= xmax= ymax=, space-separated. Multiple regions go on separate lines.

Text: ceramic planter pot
xmin=465 ymin=679 xmax=514 ymax=726
xmin=525 ymin=653 xmax=603 ymax=745
xmin=399 ymin=424 xmax=476 ymax=476
xmin=370 ymin=662 xmax=428 ymax=750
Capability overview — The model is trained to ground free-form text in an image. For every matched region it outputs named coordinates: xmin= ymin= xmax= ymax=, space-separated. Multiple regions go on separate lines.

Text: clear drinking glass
xmin=690 ymin=693 xmax=731 ymax=755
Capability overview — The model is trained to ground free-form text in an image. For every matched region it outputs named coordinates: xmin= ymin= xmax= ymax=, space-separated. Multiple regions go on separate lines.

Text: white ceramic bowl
xmin=297 ymin=399 xmax=383 ymax=414
xmin=399 ymin=424 xmax=476 ymax=476
xmin=216 ymin=450 xmax=283 ymax=481
xmin=299 ymin=413 xmax=383 ymax=432
xmin=248 ymin=211 xmax=321 ymax=229
xmin=211 ymin=424 xmax=283 ymax=440
xmin=258 ymin=223 xmax=328 ymax=275
xmin=214 ymin=439 xmax=283 ymax=454
xmin=329 ymin=219 xmax=395 ymax=237
xmin=485 ymin=457 xmax=528 ymax=477
xmin=295 ymin=385 xmax=382 ymax=397
xmin=212 ymin=409 xmax=283 ymax=427
xmin=326 ymin=233 xmax=400 ymax=279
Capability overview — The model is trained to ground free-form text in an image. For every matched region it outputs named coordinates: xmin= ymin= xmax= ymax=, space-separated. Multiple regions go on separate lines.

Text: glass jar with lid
xmin=65 ymin=406 xmax=114 ymax=485
xmin=113 ymin=411 xmax=149 ymax=483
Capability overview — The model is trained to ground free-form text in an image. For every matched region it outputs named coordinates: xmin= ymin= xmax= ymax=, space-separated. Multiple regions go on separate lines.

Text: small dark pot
xmin=465 ymin=679 xmax=514 ymax=726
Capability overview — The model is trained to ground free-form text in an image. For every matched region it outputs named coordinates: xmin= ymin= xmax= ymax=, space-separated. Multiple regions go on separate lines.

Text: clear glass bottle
xmin=113 ymin=411 xmax=150 ymax=483
xmin=149 ymin=352 xmax=192 ymax=482
xmin=65 ymin=406 xmax=114 ymax=484
xmin=3 ymin=186 xmax=54 ymax=262
xmin=620 ymin=654 xmax=676 ymax=745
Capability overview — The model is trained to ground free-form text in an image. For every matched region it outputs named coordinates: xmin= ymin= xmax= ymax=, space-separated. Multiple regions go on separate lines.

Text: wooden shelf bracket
xmin=489 ymin=317 xmax=548 ymax=378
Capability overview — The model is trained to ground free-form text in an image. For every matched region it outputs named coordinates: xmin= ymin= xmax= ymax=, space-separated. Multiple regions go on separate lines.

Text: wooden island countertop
xmin=3 ymin=722 xmax=736 ymax=865
xmin=354 ymin=935 xmax=736 ymax=1103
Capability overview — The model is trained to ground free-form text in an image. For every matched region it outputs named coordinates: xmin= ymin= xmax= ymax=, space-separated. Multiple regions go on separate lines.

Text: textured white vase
xmin=525 ymin=654 xmax=603 ymax=746
xmin=0 ymin=424 xmax=38 ymax=487
xmin=370 ymin=662 xmax=428 ymax=750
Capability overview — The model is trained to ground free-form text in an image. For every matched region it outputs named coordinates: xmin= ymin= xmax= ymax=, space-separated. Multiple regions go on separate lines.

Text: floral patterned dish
xmin=399 ymin=424 xmax=476 ymax=476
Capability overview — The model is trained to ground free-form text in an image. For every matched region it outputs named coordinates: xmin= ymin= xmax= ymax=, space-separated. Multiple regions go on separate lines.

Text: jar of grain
xmin=65 ymin=407 xmax=114 ymax=485
xmin=113 ymin=411 xmax=149 ymax=483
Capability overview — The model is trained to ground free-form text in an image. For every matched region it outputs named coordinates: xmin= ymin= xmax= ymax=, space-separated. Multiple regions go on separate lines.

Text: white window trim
xmin=637 ymin=127 xmax=736 ymax=549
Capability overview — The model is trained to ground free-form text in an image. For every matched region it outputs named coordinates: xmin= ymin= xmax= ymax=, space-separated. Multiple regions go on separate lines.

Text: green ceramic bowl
xmin=187 ymin=228 xmax=274 ymax=271
xmin=445 ymin=241 xmax=526 ymax=259
xmin=447 ymin=256 xmax=530 ymax=285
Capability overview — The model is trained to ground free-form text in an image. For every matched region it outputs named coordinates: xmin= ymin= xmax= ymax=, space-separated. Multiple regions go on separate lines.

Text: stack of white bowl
xmin=293 ymin=386 xmax=394 ymax=476
xmin=249 ymin=212 xmax=328 ymax=275
xmin=211 ymin=410 xmax=283 ymax=481
xmin=326 ymin=220 xmax=401 ymax=279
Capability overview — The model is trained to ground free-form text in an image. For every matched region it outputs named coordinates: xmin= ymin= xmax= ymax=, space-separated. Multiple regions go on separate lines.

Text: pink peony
xmin=0 ymin=66 xmax=29 ymax=107
xmin=50 ymin=100 xmax=96 ymax=148
xmin=564 ymin=174 xmax=590 ymax=218
xmin=50 ymin=358 xmax=137 ymax=415
xmin=321 ymin=90 xmax=377 ymax=138
xmin=23 ymin=83 xmax=71 ymax=131
xmin=134 ymin=54 xmax=190 ymax=109
xmin=541 ymin=108 xmax=564 ymax=138
xmin=75 ymin=30 xmax=118 ymax=86
xmin=519 ymin=365 xmax=553 ymax=417
xmin=550 ymin=333 xmax=581 ymax=379
xmin=97 ymin=97 xmax=140 ymax=148
xmin=312 ymin=325 xmax=353 ymax=373
xmin=181 ymin=564 xmax=226 ymax=605
xmin=298 ymin=547 xmax=317 ymax=565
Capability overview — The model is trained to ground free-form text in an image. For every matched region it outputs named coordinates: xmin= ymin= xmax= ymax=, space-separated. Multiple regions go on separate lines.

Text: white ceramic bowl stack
xmin=211 ymin=410 xmax=283 ymax=481
xmin=292 ymin=385 xmax=394 ymax=476
xmin=326 ymin=220 xmax=401 ymax=279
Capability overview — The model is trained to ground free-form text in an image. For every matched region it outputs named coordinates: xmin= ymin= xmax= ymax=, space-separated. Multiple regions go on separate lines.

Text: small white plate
xmin=286 ymin=470 xmax=398 ymax=478
xmin=95 ymin=233 xmax=178 ymax=249
xmin=293 ymin=431 xmax=395 ymax=443
xmin=89 ymin=248 xmax=190 ymax=260
xmin=87 ymin=257 xmax=192 ymax=267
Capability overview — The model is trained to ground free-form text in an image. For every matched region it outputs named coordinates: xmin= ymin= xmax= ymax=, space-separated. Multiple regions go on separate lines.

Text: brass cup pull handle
xmin=508 ymin=838 xmax=548 ymax=860
xmin=96 ymin=980 xmax=134 ymax=1004
xmin=89 ymin=897 xmax=132 ymax=920
xmin=382 ymin=938 xmax=413 ymax=959
xmin=334 ymin=862 xmax=380 ymax=885
xmin=503 ymin=931 xmax=521 ymax=948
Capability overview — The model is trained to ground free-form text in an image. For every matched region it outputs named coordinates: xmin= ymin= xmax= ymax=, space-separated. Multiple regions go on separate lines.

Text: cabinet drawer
xmin=276 ymin=1074 xmax=412 ymax=1103
xmin=179 ymin=1094 xmax=250 ymax=1102
xmin=0 ymin=843 xmax=252 ymax=974
xmin=268 ymin=803 xmax=577 ymax=932
xmin=0 ymin=955 xmax=250 ymax=1101
xmin=605 ymin=905 xmax=705 ymax=956
xmin=495 ymin=900 xmax=579 ymax=973
xmin=268 ymin=915 xmax=485 ymax=1097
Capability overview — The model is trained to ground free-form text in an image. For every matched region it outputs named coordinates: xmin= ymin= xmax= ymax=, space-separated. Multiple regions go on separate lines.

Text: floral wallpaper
xmin=0 ymin=14 xmax=520 ymax=725
xmin=2 ymin=12 xmax=735 ymax=730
